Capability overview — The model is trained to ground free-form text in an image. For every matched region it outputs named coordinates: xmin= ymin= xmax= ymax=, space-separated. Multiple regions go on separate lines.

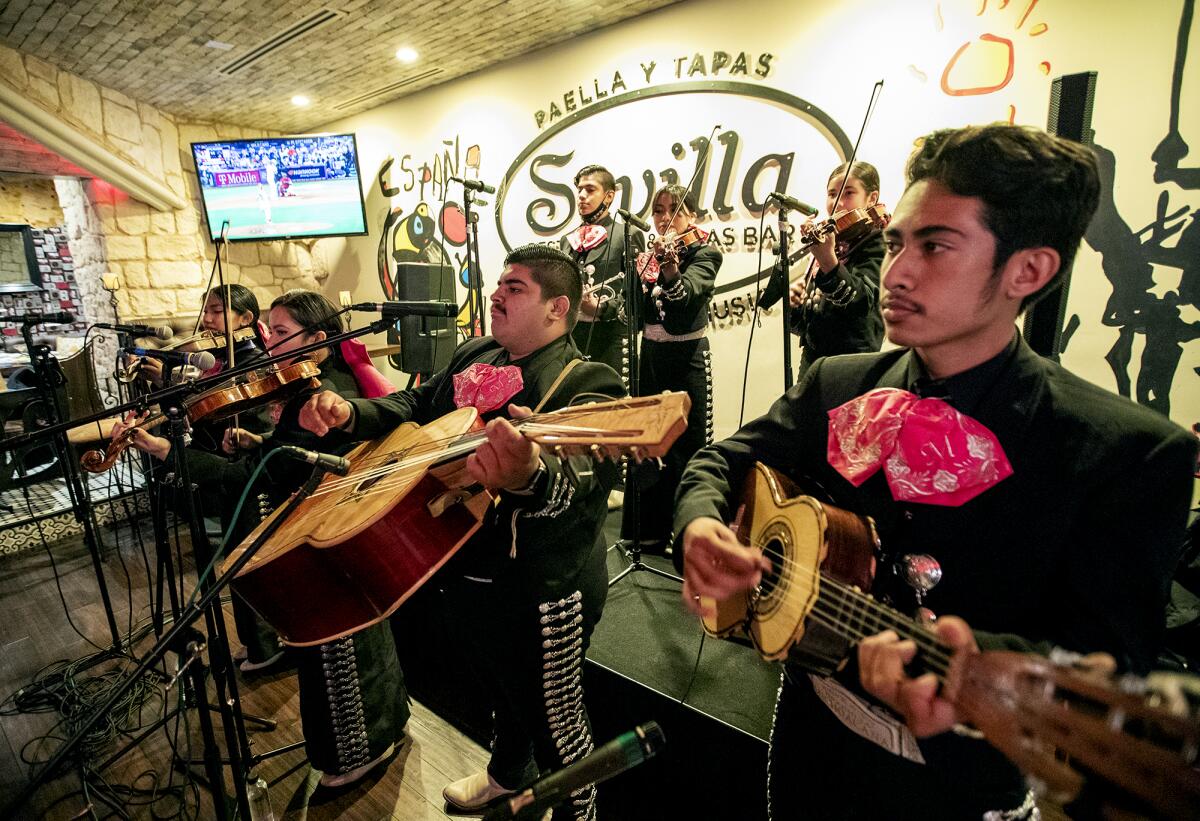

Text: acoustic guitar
xmin=224 ymin=391 xmax=690 ymax=647
xmin=700 ymin=462 xmax=1200 ymax=818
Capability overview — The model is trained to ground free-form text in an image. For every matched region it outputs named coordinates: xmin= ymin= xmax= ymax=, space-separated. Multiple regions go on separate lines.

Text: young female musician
xmin=113 ymin=289 xmax=408 ymax=786
xmin=788 ymin=161 xmax=886 ymax=374
xmin=626 ymin=184 xmax=721 ymax=551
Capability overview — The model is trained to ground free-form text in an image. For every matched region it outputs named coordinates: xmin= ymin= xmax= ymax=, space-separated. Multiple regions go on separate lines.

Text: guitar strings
xmin=725 ymin=535 xmax=954 ymax=674
xmin=310 ymin=420 xmax=638 ymax=498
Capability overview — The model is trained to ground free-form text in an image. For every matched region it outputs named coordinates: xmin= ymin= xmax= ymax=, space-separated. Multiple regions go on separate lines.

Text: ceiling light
xmin=395 ymin=47 xmax=418 ymax=63
xmin=291 ymin=95 xmax=311 ymax=107
xmin=204 ymin=40 xmax=234 ymax=50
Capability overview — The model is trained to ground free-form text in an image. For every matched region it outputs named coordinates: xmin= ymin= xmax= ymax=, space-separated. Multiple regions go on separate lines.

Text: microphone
xmin=125 ymin=346 xmax=217 ymax=371
xmin=92 ymin=321 xmax=174 ymax=341
xmin=766 ymin=191 xmax=819 ymax=217
xmin=350 ymin=301 xmax=458 ymax=318
xmin=484 ymin=723 xmax=665 ymax=820
xmin=278 ymin=445 xmax=351 ymax=476
xmin=1 ymin=311 xmax=75 ymax=325
xmin=616 ymin=208 xmax=650 ymax=232
xmin=450 ymin=176 xmax=496 ymax=195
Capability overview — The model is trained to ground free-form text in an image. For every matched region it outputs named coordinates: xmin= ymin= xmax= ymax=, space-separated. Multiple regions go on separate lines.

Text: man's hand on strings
xmin=467 ymin=404 xmax=540 ymax=491
xmin=858 ymin=616 xmax=977 ymax=737
xmin=299 ymin=391 xmax=353 ymax=436
xmin=680 ymin=517 xmax=771 ymax=618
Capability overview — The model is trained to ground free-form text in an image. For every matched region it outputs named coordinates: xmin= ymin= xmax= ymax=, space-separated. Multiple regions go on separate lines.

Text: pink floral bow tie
xmin=827 ymin=388 xmax=1013 ymax=506
xmin=453 ymin=362 xmax=524 ymax=413
xmin=567 ymin=224 xmax=608 ymax=253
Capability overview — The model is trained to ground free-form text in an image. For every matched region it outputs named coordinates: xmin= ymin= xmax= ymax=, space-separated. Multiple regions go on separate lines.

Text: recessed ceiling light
xmin=204 ymin=39 xmax=234 ymax=50
xmin=395 ymin=47 xmax=418 ymax=63
xmin=291 ymin=95 xmax=311 ymax=107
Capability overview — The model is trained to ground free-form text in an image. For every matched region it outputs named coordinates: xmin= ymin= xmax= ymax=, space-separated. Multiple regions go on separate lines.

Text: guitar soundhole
xmin=758 ymin=536 xmax=786 ymax=598
xmin=356 ymin=457 xmax=399 ymax=493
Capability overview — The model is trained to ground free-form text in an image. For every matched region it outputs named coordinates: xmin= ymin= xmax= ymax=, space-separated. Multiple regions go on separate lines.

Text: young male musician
xmin=558 ymin=164 xmax=644 ymax=377
xmin=299 ymin=244 xmax=625 ymax=820
xmin=675 ymin=124 xmax=1197 ymax=819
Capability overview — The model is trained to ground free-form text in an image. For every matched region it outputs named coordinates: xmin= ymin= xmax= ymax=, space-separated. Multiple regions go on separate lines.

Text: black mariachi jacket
xmin=346 ymin=334 xmax=625 ymax=600
xmin=789 ymin=231 xmax=885 ymax=361
xmin=558 ymin=215 xmax=645 ymax=328
xmin=674 ymin=336 xmax=1196 ymax=800
xmin=641 ymin=243 xmax=722 ymax=336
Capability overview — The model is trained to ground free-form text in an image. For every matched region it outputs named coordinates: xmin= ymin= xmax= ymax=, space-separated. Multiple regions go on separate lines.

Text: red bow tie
xmin=567 ymin=224 xmax=608 ymax=253
xmin=453 ymin=362 xmax=524 ymax=413
xmin=827 ymin=388 xmax=1013 ymax=506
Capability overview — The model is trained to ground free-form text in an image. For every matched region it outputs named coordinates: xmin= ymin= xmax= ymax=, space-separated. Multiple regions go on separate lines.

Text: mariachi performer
xmin=299 ymin=244 xmax=625 ymax=819
xmin=558 ymin=164 xmax=645 ymax=380
xmin=113 ymin=289 xmax=409 ymax=786
xmin=625 ymin=184 xmax=721 ymax=552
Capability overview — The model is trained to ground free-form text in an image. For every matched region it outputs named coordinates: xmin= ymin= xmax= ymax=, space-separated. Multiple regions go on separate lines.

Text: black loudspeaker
xmin=1024 ymin=70 xmax=1098 ymax=359
xmin=391 ymin=261 xmax=457 ymax=374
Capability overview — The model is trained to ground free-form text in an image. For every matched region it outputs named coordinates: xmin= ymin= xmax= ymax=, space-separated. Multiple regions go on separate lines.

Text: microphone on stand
xmin=616 ymin=208 xmax=650 ymax=233
xmin=766 ymin=191 xmax=819 ymax=217
xmin=484 ymin=723 xmax=665 ymax=820
xmin=1 ymin=311 xmax=75 ymax=325
xmin=125 ymin=346 xmax=217 ymax=370
xmin=350 ymin=301 xmax=459 ymax=318
xmin=277 ymin=445 xmax=351 ymax=477
xmin=450 ymin=176 xmax=496 ymax=194
xmin=92 ymin=322 xmax=174 ymax=341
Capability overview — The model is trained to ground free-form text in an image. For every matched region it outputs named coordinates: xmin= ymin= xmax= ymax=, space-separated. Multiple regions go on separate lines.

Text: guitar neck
xmin=817 ymin=576 xmax=953 ymax=681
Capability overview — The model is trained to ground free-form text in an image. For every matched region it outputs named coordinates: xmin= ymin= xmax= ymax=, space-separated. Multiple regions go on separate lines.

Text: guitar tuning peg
xmin=590 ymin=444 xmax=604 ymax=461
xmin=629 ymin=446 xmax=644 ymax=463
xmin=553 ymin=446 xmax=565 ymax=459
xmin=915 ymin=607 xmax=937 ymax=625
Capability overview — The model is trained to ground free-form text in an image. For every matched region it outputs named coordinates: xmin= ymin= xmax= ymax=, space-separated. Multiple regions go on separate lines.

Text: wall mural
xmin=375 ymin=137 xmax=483 ymax=350
xmin=1080 ymin=0 xmax=1198 ymax=419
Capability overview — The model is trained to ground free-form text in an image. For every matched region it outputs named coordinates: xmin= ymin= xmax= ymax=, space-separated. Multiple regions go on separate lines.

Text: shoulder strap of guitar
xmin=532 ymin=358 xmax=583 ymax=413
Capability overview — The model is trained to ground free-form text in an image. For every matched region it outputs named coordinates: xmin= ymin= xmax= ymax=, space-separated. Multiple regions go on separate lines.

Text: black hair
xmin=653 ymin=184 xmax=699 ymax=218
xmin=205 ymin=283 xmax=259 ymax=322
xmin=905 ymin=124 xmax=1100 ymax=309
xmin=574 ymin=165 xmax=616 ymax=191
xmin=269 ymin=289 xmax=345 ymax=341
xmin=503 ymin=243 xmax=583 ymax=329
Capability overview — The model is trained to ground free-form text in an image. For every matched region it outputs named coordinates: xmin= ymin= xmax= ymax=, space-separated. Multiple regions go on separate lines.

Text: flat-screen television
xmin=191 ymin=133 xmax=369 ymax=242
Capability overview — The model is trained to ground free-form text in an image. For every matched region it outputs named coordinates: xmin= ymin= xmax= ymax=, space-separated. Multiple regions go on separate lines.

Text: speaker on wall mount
xmin=1024 ymin=70 xmax=1098 ymax=360
xmin=389 ymin=261 xmax=457 ymax=375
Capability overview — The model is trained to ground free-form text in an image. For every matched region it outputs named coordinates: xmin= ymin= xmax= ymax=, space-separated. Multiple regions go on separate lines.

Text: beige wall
xmin=319 ymin=0 xmax=1200 ymax=435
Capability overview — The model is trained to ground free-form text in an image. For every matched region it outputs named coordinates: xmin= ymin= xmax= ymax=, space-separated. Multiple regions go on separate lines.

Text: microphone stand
xmin=609 ymin=218 xmax=681 ymax=588
xmin=460 ymin=185 xmax=486 ymax=337
xmin=776 ymin=205 xmax=796 ymax=391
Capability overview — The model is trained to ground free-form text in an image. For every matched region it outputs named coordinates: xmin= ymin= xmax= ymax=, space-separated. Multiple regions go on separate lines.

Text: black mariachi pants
xmin=446 ymin=544 xmax=607 ymax=821
xmin=624 ymin=335 xmax=713 ymax=543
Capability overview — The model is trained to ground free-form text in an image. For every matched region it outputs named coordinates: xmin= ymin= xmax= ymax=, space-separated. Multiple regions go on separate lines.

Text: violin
xmin=118 ymin=326 xmax=259 ymax=383
xmin=788 ymin=204 xmax=890 ymax=280
xmin=82 ymin=359 xmax=321 ymax=473
xmin=642 ymin=226 xmax=706 ymax=283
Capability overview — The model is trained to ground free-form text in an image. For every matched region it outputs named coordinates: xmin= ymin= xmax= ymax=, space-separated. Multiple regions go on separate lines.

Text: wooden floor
xmin=0 ymin=518 xmax=488 ymax=821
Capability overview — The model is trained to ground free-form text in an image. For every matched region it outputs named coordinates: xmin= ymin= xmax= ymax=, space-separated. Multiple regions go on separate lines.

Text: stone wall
xmin=0 ymin=44 xmax=333 ymax=324
xmin=0 ymin=172 xmax=63 ymax=227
